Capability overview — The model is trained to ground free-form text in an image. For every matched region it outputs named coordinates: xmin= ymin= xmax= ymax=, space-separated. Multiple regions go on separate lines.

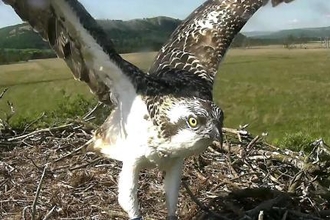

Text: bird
xmin=3 ymin=0 xmax=294 ymax=219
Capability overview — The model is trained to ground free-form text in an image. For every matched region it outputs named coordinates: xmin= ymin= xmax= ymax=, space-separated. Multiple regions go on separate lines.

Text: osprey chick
xmin=3 ymin=0 xmax=294 ymax=219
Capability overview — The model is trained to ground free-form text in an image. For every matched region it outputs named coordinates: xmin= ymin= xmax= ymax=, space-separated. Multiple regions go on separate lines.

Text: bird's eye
xmin=188 ymin=117 xmax=198 ymax=128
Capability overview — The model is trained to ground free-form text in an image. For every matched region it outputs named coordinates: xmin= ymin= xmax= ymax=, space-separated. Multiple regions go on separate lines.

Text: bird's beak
xmin=210 ymin=126 xmax=223 ymax=148
xmin=211 ymin=127 xmax=222 ymax=144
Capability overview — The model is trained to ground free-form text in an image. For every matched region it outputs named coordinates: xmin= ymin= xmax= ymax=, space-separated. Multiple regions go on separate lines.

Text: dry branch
xmin=42 ymin=205 xmax=57 ymax=220
xmin=31 ymin=164 xmax=48 ymax=220
xmin=6 ymin=123 xmax=77 ymax=141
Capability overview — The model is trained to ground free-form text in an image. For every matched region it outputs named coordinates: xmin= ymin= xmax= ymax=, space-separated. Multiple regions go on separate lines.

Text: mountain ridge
xmin=0 ymin=17 xmax=183 ymax=53
xmin=0 ymin=16 xmax=329 ymax=53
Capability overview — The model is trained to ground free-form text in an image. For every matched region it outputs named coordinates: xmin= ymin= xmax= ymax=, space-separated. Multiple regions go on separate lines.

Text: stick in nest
xmin=31 ymin=164 xmax=48 ymax=220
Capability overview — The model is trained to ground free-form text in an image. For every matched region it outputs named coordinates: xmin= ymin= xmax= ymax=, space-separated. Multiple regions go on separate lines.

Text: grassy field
xmin=0 ymin=48 xmax=329 ymax=145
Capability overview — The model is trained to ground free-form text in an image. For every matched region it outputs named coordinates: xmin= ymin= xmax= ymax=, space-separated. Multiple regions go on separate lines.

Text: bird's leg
xmin=164 ymin=158 xmax=184 ymax=220
xmin=118 ymin=160 xmax=141 ymax=219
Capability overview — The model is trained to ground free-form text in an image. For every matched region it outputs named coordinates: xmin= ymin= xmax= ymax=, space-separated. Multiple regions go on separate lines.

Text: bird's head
xmin=154 ymin=96 xmax=223 ymax=157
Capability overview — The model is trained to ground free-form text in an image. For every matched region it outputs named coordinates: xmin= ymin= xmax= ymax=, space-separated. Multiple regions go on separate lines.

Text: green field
xmin=0 ymin=48 xmax=329 ymax=145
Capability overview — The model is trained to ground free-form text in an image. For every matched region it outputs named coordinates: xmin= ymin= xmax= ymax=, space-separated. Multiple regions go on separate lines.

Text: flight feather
xmin=149 ymin=0 xmax=295 ymax=93
xmin=3 ymin=0 xmax=145 ymax=105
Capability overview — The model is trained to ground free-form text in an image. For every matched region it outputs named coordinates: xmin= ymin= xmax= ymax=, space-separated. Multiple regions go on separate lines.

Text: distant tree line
xmin=0 ymin=34 xmax=320 ymax=65
xmin=241 ymin=35 xmax=320 ymax=48
xmin=0 ymin=49 xmax=56 ymax=65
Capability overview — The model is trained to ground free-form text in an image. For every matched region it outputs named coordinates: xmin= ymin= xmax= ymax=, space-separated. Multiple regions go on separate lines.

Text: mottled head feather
xmin=145 ymin=95 xmax=223 ymax=142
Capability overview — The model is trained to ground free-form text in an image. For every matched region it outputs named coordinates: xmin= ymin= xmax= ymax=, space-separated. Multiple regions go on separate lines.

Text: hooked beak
xmin=210 ymin=127 xmax=223 ymax=147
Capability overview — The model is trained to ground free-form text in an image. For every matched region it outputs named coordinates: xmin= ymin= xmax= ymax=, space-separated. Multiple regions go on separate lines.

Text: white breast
xmin=98 ymin=95 xmax=154 ymax=162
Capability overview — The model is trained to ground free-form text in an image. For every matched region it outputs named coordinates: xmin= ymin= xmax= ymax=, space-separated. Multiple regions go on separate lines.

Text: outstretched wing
xmin=148 ymin=0 xmax=294 ymax=92
xmin=3 ymin=0 xmax=145 ymax=105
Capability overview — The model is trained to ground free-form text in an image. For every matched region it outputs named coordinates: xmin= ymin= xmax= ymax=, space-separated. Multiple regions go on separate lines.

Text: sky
xmin=0 ymin=0 xmax=330 ymax=32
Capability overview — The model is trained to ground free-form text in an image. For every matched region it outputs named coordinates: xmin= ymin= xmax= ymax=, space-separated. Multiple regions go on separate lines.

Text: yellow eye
xmin=188 ymin=117 xmax=198 ymax=128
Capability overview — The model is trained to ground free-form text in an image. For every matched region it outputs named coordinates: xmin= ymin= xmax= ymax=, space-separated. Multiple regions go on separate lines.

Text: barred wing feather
xmin=149 ymin=0 xmax=295 ymax=94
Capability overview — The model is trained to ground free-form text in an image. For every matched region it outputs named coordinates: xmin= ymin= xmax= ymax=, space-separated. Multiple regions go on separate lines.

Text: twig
xmin=288 ymin=170 xmax=304 ymax=193
xmin=43 ymin=205 xmax=57 ymax=220
xmin=69 ymin=157 xmax=103 ymax=171
xmin=246 ymin=135 xmax=260 ymax=151
xmin=26 ymin=156 xmax=44 ymax=170
xmin=0 ymin=88 xmax=8 ymax=99
xmin=244 ymin=194 xmax=287 ymax=218
xmin=23 ymin=112 xmax=46 ymax=133
xmin=258 ymin=211 xmax=264 ymax=220
xmin=7 ymin=100 xmax=14 ymax=113
xmin=182 ymin=180 xmax=230 ymax=220
xmin=53 ymin=142 xmax=89 ymax=163
xmin=0 ymin=199 xmax=32 ymax=203
xmin=281 ymin=210 xmax=288 ymax=220
xmin=1 ymin=100 xmax=15 ymax=125
xmin=222 ymin=127 xmax=248 ymax=136
xmin=83 ymin=102 xmax=102 ymax=120
xmin=7 ymin=123 xmax=74 ymax=141
xmin=22 ymin=206 xmax=29 ymax=220
xmin=221 ymin=143 xmax=321 ymax=173
xmin=31 ymin=164 xmax=48 ymax=220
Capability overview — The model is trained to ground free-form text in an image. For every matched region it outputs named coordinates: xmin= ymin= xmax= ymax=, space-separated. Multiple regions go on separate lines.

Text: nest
xmin=1 ymin=119 xmax=330 ymax=220
xmin=1 ymin=91 xmax=330 ymax=219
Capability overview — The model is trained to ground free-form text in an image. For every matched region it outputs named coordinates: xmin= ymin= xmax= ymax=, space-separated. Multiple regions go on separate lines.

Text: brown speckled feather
xmin=149 ymin=0 xmax=294 ymax=92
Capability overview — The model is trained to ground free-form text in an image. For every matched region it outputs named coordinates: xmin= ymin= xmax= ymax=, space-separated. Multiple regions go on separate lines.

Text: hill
xmin=0 ymin=24 xmax=49 ymax=49
xmin=0 ymin=16 xmax=246 ymax=54
xmin=0 ymin=16 xmax=182 ymax=53
xmin=98 ymin=16 xmax=182 ymax=52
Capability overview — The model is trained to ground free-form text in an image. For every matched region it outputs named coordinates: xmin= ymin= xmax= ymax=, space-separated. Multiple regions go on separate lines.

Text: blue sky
xmin=0 ymin=0 xmax=330 ymax=31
